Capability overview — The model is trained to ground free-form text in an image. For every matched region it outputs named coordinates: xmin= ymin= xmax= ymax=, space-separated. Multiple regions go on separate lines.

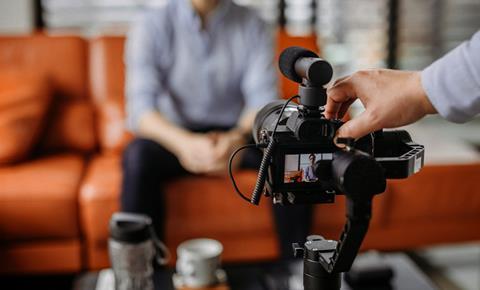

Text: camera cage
xmin=250 ymin=101 xmax=424 ymax=205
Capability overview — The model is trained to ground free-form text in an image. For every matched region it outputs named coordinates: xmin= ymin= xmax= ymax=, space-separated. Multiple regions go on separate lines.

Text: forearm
xmin=231 ymin=109 xmax=258 ymax=139
xmin=137 ymin=111 xmax=192 ymax=155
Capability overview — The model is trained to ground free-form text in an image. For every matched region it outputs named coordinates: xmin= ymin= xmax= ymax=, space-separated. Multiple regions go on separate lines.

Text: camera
xmin=240 ymin=47 xmax=424 ymax=206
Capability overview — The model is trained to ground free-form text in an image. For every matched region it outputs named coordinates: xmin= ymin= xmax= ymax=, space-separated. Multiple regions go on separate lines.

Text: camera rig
xmin=228 ymin=47 xmax=425 ymax=290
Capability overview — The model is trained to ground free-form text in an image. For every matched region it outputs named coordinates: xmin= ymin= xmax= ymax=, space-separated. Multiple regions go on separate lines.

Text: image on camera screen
xmin=284 ymin=153 xmax=332 ymax=183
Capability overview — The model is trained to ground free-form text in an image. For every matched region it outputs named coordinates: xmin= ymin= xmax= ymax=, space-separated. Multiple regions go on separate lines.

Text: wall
xmin=0 ymin=0 xmax=35 ymax=34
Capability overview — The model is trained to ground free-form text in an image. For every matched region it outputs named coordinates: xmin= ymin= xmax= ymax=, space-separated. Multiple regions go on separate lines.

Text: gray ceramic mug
xmin=176 ymin=238 xmax=223 ymax=288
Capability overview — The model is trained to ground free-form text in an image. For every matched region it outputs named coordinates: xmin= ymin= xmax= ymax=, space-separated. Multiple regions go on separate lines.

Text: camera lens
xmin=332 ymin=150 xmax=386 ymax=196
xmin=252 ymin=101 xmax=286 ymax=144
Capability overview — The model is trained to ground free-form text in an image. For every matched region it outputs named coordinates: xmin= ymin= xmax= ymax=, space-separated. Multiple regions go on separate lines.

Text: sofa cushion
xmin=79 ymin=154 xmax=277 ymax=269
xmin=41 ymin=99 xmax=97 ymax=152
xmin=0 ymin=70 xmax=52 ymax=164
xmin=0 ymin=154 xmax=85 ymax=241
xmin=0 ymin=35 xmax=87 ymax=99
xmin=0 ymin=240 xmax=82 ymax=274
xmin=0 ymin=35 xmax=96 ymax=153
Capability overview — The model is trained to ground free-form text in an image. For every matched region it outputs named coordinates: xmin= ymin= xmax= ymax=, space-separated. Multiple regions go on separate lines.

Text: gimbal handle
xmin=293 ymin=194 xmax=374 ymax=290
xmin=294 ymin=147 xmax=385 ymax=290
xmin=331 ymin=196 xmax=373 ymax=273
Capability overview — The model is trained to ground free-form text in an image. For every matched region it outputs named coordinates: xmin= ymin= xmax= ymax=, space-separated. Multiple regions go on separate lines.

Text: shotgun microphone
xmin=279 ymin=47 xmax=333 ymax=86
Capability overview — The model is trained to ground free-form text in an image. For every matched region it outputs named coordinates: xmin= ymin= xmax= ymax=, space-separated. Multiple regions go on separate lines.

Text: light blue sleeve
xmin=421 ymin=30 xmax=480 ymax=123
xmin=240 ymin=16 xmax=279 ymax=111
xmin=124 ymin=13 xmax=169 ymax=132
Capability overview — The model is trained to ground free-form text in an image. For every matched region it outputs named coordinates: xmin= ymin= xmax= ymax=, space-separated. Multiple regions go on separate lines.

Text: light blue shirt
xmin=422 ymin=30 xmax=480 ymax=123
xmin=125 ymin=0 xmax=278 ymax=131
xmin=303 ymin=165 xmax=318 ymax=182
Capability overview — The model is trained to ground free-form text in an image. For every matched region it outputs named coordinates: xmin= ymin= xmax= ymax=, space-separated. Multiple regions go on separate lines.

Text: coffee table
xmin=73 ymin=253 xmax=438 ymax=290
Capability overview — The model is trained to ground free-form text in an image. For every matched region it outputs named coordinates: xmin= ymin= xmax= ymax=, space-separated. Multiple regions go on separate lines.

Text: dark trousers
xmin=121 ymin=137 xmax=313 ymax=259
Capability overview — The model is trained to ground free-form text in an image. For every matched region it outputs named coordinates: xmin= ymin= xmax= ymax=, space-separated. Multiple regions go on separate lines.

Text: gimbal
xmin=229 ymin=47 xmax=425 ymax=290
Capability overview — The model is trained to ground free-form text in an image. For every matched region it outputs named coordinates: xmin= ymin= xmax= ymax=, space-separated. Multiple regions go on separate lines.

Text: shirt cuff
xmin=126 ymin=97 xmax=158 ymax=133
xmin=421 ymin=40 xmax=480 ymax=123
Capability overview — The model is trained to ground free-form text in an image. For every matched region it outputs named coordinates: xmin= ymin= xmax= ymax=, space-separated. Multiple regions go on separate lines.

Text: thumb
xmin=336 ymin=111 xmax=377 ymax=141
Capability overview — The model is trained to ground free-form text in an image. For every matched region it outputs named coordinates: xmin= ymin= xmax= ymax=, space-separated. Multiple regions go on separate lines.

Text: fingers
xmin=325 ymin=75 xmax=357 ymax=120
xmin=326 ymin=72 xmax=379 ymax=141
xmin=179 ymin=138 xmax=219 ymax=174
xmin=329 ymin=75 xmax=349 ymax=87
xmin=324 ymin=98 xmax=344 ymax=120
xmin=335 ymin=110 xmax=380 ymax=140
xmin=337 ymin=98 xmax=356 ymax=119
xmin=207 ymin=131 xmax=221 ymax=144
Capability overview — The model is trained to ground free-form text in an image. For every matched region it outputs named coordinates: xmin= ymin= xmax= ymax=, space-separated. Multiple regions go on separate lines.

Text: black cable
xmin=228 ymin=144 xmax=262 ymax=203
xmin=250 ymin=95 xmax=299 ymax=204
xmin=229 ymin=95 xmax=300 ymax=204
xmin=272 ymin=95 xmax=299 ymax=136
xmin=250 ymin=140 xmax=275 ymax=205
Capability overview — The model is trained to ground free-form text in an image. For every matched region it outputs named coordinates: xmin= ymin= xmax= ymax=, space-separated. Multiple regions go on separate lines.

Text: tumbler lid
xmin=109 ymin=212 xmax=152 ymax=243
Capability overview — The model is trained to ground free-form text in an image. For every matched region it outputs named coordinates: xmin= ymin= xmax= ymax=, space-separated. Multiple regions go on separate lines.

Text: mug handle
xmin=149 ymin=227 xmax=171 ymax=265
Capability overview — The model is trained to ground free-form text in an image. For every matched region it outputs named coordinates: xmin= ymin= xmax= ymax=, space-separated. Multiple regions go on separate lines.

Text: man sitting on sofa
xmin=122 ymin=0 xmax=312 ymax=258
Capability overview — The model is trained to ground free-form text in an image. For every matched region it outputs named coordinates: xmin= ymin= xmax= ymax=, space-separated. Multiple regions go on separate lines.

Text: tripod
xmin=292 ymin=196 xmax=373 ymax=290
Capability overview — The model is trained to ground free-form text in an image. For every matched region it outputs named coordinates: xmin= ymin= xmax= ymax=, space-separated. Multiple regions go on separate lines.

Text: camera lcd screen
xmin=284 ymin=153 xmax=332 ymax=184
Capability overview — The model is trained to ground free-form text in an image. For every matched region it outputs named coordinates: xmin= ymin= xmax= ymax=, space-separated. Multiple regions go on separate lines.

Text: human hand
xmin=208 ymin=130 xmax=247 ymax=175
xmin=174 ymin=133 xmax=218 ymax=174
xmin=325 ymin=69 xmax=437 ymax=140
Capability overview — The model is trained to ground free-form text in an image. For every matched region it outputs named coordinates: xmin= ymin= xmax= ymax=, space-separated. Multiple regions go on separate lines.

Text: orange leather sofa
xmin=1 ymin=33 xmax=479 ymax=275
xmin=0 ymin=35 xmax=94 ymax=274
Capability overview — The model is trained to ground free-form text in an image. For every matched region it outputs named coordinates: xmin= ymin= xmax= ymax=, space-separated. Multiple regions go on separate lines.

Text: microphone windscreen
xmin=279 ymin=47 xmax=318 ymax=83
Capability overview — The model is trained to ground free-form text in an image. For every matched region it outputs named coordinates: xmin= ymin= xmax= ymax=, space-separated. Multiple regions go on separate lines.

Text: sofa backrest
xmin=88 ymin=30 xmax=319 ymax=152
xmin=0 ymin=31 xmax=319 ymax=155
xmin=0 ymin=35 xmax=97 ymax=153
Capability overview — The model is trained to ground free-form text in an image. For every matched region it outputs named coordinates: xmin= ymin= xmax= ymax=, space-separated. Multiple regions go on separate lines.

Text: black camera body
xmin=254 ymin=102 xmax=424 ymax=205
xmin=253 ymin=101 xmax=342 ymax=204
xmin=249 ymin=47 xmax=424 ymax=206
